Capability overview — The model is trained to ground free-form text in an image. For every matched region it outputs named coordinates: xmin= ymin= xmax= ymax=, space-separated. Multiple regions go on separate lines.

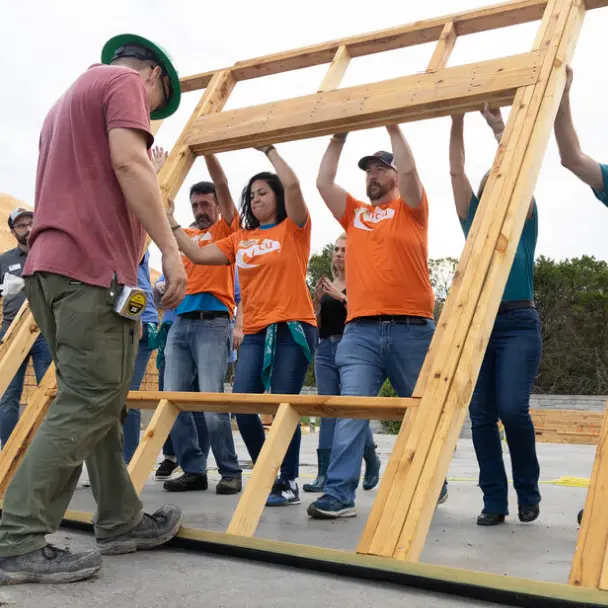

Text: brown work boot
xmin=0 ymin=544 xmax=101 ymax=585
xmin=96 ymin=505 xmax=182 ymax=556
xmin=216 ymin=476 xmax=242 ymax=495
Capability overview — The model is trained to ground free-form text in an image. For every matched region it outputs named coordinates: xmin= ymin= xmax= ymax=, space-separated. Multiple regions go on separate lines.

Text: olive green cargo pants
xmin=0 ymin=272 xmax=144 ymax=556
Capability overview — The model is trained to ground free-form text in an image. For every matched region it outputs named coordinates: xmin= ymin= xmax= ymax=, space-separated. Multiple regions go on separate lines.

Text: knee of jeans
xmin=469 ymin=407 xmax=497 ymax=429
xmin=497 ymin=404 xmax=531 ymax=428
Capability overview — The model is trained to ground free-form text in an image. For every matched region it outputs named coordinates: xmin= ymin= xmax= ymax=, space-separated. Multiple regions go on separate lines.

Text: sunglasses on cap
xmin=112 ymin=45 xmax=172 ymax=103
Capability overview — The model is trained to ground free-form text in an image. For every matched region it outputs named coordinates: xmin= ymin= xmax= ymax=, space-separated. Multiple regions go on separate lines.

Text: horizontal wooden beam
xmin=179 ymin=0 xmax=608 ymax=92
xmin=186 ymin=51 xmax=541 ymax=154
xmin=56 ymin=509 xmax=608 ymax=607
xmin=127 ymin=391 xmax=419 ymax=421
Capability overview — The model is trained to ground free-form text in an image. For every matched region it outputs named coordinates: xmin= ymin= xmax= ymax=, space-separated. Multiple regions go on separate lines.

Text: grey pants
xmin=0 ymin=272 xmax=143 ymax=556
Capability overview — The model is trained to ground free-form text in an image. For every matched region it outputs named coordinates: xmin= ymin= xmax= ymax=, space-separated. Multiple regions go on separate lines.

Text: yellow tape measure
xmin=114 ymin=286 xmax=148 ymax=320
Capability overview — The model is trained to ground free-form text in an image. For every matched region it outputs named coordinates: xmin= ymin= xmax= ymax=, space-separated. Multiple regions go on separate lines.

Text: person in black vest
xmin=0 ymin=209 xmax=52 ymax=448
xmin=303 ymin=233 xmax=380 ymax=493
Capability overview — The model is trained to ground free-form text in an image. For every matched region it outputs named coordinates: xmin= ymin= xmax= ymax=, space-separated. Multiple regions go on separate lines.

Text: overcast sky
xmin=1 ymin=0 xmax=607 ymax=273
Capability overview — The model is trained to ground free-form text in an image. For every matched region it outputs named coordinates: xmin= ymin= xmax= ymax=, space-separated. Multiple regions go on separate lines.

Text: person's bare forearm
xmin=115 ymin=158 xmax=178 ymax=255
xmin=204 ymin=155 xmax=236 ymax=224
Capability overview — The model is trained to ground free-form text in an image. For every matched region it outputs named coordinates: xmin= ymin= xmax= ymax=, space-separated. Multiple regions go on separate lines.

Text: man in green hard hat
xmin=0 ymin=34 xmax=187 ymax=585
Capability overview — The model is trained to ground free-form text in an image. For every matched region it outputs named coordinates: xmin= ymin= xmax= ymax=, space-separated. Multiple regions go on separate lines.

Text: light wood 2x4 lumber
xmin=127 ymin=391 xmax=419 ymax=421
xmin=180 ymin=0 xmax=608 ymax=92
xmin=0 ymin=302 xmax=40 ymax=399
xmin=53 ymin=509 xmax=608 ymax=607
xmin=227 ymin=403 xmax=300 ymax=536
xmin=358 ymin=0 xmax=584 ymax=562
xmin=571 ymin=400 xmax=608 ymax=588
xmin=127 ymin=399 xmax=179 ymax=495
xmin=0 ymin=366 xmax=56 ymax=497
xmin=391 ymin=0 xmax=587 ymax=563
xmin=186 ymin=51 xmax=542 ymax=154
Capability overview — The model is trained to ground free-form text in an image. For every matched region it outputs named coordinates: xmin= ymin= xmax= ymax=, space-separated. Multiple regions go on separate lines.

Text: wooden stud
xmin=179 ymin=0 xmax=563 ymax=92
xmin=426 ymin=22 xmax=457 ymax=71
xmin=127 ymin=390 xmax=419 ymax=421
xmin=227 ymin=403 xmax=300 ymax=537
xmin=571 ymin=400 xmax=608 ymax=588
xmin=127 ymin=399 xmax=179 ymax=495
xmin=318 ymin=45 xmax=351 ymax=92
xmin=0 ymin=366 xmax=56 ymax=497
xmin=156 ymin=68 xmax=235 ymax=206
xmin=0 ymin=304 xmax=40 ymax=398
xmin=186 ymin=52 xmax=542 ymax=154
xmin=359 ymin=0 xmax=585 ymax=562
xmin=50 ymin=509 xmax=608 ymax=607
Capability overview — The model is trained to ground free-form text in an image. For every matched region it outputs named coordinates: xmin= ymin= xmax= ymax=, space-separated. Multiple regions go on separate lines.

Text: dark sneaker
xmin=477 ymin=512 xmax=506 ymax=526
xmin=96 ymin=505 xmax=182 ymax=556
xmin=216 ymin=477 xmax=242 ymax=495
xmin=518 ymin=504 xmax=540 ymax=523
xmin=163 ymin=472 xmax=208 ymax=492
xmin=307 ymin=494 xmax=356 ymax=519
xmin=155 ymin=458 xmax=179 ymax=481
xmin=266 ymin=479 xmax=301 ymax=506
xmin=0 ymin=544 xmax=101 ymax=585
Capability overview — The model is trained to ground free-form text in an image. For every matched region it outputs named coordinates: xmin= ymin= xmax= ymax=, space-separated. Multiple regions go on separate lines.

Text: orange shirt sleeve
xmin=403 ymin=189 xmax=429 ymax=227
xmin=215 ymin=232 xmax=238 ymax=264
xmin=338 ymin=194 xmax=360 ymax=231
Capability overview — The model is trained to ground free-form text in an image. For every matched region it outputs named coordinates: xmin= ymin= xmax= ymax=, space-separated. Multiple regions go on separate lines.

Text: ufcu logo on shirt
xmin=353 ymin=206 xmax=395 ymax=231
xmin=236 ymin=238 xmax=281 ymax=269
xmin=191 ymin=232 xmax=212 ymax=245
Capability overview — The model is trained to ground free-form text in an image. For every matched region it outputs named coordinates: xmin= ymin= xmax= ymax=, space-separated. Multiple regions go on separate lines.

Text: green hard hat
xmin=101 ymin=33 xmax=181 ymax=120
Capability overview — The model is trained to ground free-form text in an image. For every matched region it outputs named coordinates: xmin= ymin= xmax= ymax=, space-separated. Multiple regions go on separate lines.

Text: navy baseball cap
xmin=8 ymin=208 xmax=33 ymax=230
xmin=358 ymin=151 xmax=397 ymax=171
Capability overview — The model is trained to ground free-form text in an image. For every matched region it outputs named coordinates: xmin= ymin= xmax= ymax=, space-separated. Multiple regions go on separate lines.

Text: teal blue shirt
xmin=175 ymin=292 xmax=228 ymax=316
xmin=459 ymin=195 xmax=537 ymax=302
xmin=591 ymin=163 xmax=608 ymax=207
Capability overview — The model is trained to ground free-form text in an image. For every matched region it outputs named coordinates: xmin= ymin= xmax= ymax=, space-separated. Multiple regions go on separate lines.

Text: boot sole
xmin=0 ymin=564 xmax=101 ymax=585
xmin=97 ymin=515 xmax=183 ymax=556
xmin=302 ymin=486 xmax=324 ymax=493
xmin=307 ymin=506 xmax=356 ymax=519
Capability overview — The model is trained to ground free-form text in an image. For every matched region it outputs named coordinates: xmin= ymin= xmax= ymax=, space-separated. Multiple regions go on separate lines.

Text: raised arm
xmin=167 ymin=198 xmax=230 ymax=266
xmin=316 ymin=134 xmax=348 ymax=220
xmin=386 ymin=125 xmax=423 ymax=208
xmin=255 ymin=145 xmax=308 ymax=226
xmin=554 ymin=66 xmax=603 ymax=190
xmin=204 ymin=154 xmax=237 ymax=226
xmin=449 ymin=115 xmax=474 ymax=220
xmin=481 ymin=104 xmax=534 ymax=219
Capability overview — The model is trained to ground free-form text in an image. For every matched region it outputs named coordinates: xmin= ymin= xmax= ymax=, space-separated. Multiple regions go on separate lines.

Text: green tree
xmin=307 ymin=243 xmax=334 ymax=295
xmin=534 ymin=255 xmax=608 ymax=395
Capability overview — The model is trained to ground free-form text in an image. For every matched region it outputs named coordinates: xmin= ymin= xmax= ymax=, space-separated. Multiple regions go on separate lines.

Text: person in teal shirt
xmin=553 ymin=65 xmax=606 ymax=526
xmin=450 ymin=106 xmax=542 ymax=527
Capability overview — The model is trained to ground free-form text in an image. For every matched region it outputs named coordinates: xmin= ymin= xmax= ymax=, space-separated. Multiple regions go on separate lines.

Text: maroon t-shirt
xmin=24 ymin=64 xmax=153 ymax=287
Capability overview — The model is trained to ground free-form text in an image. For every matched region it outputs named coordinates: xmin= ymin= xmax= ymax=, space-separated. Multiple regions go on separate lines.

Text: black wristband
xmin=170 ymin=224 xmax=181 ymax=232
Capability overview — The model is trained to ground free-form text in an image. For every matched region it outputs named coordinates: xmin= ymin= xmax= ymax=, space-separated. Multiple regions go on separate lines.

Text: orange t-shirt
xmin=339 ymin=193 xmax=434 ymax=322
xmin=181 ymin=216 xmax=237 ymax=315
xmin=215 ymin=216 xmax=317 ymax=334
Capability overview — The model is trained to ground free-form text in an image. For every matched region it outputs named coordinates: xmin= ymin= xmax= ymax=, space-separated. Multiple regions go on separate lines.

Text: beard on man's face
xmin=16 ymin=232 xmax=29 ymax=247
xmin=366 ymin=174 xmax=397 ymax=201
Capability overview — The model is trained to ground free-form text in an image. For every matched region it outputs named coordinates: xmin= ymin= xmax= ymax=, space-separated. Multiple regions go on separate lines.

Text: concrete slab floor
xmin=1 ymin=434 xmax=595 ymax=607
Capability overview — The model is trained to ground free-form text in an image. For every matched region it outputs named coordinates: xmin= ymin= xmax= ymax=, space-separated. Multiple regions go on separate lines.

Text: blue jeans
xmin=234 ymin=322 xmax=318 ymax=481
xmin=315 ymin=336 xmax=374 ymax=451
xmin=165 ymin=315 xmax=241 ymax=478
xmin=324 ymin=318 xmax=435 ymax=504
xmin=469 ymin=308 xmax=542 ymax=515
xmin=123 ymin=324 xmax=157 ymax=464
xmin=0 ymin=326 xmax=52 ymax=447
